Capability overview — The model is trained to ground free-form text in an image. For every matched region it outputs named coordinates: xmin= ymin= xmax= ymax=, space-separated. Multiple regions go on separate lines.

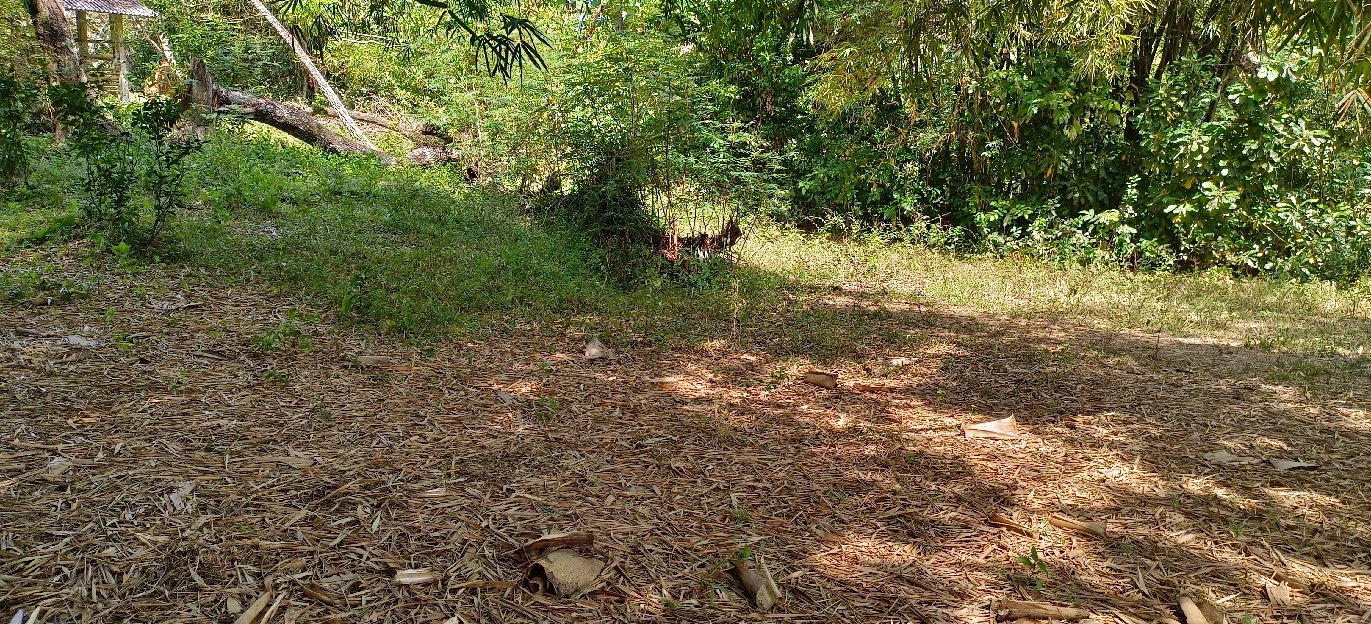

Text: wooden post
xmin=111 ymin=13 xmax=129 ymax=102
xmin=75 ymin=10 xmax=89 ymax=60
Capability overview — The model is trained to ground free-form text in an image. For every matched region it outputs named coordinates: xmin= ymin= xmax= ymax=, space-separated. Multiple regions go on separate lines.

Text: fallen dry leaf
xmin=258 ymin=594 xmax=285 ymax=623
xmin=451 ymin=580 xmax=519 ymax=590
xmin=60 ymin=350 xmax=92 ymax=363
xmin=167 ymin=481 xmax=196 ymax=512
xmin=1049 ymin=513 xmax=1106 ymax=538
xmin=1268 ymin=459 xmax=1319 ymax=471
xmin=802 ymin=371 xmax=837 ymax=389
xmin=988 ymin=512 xmax=1033 ymax=536
xmin=45 ymin=457 xmax=73 ymax=476
xmin=584 ymin=337 xmax=612 ymax=360
xmin=190 ymin=349 xmax=228 ymax=361
xmin=734 ymin=556 xmax=783 ymax=612
xmin=1265 ymin=581 xmax=1292 ymax=607
xmin=1178 ymin=594 xmax=1225 ymax=624
xmin=393 ymin=568 xmax=440 ymax=585
xmin=515 ymin=532 xmax=595 ymax=561
xmin=250 ymin=455 xmax=313 ymax=469
xmin=354 ymin=355 xmax=391 ymax=367
xmin=65 ymin=335 xmax=102 ymax=348
xmin=1202 ymin=451 xmax=1261 ymax=466
xmin=232 ymin=592 xmax=272 ymax=624
xmin=964 ymin=415 xmax=1019 ymax=440
xmin=299 ymin=581 xmax=342 ymax=606
xmin=849 ymin=381 xmax=890 ymax=393
xmin=527 ymin=549 xmax=605 ymax=597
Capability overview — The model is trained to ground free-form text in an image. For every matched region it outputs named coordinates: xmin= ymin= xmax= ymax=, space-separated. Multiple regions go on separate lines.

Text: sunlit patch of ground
xmin=3 ymin=255 xmax=1370 ymax=623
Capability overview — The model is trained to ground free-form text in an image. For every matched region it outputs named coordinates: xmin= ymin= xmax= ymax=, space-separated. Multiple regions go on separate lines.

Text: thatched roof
xmin=61 ymin=0 xmax=158 ymax=18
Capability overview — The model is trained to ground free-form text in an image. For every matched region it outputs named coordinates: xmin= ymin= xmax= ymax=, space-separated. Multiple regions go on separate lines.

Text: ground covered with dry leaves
xmin=3 ymin=253 xmax=1371 ymax=624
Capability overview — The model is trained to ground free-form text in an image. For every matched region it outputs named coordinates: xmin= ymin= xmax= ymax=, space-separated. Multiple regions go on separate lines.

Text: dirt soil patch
xmin=4 ymin=259 xmax=1371 ymax=623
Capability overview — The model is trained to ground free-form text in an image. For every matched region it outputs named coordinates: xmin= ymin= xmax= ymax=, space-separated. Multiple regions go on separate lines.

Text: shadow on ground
xmin=2 ymin=260 xmax=1370 ymax=623
xmin=662 ymin=286 xmax=1371 ymax=621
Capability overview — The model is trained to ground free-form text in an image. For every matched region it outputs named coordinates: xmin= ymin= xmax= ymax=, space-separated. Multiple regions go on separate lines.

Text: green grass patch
xmin=6 ymin=132 xmax=1370 ymax=359
xmin=179 ymin=135 xmax=617 ymax=335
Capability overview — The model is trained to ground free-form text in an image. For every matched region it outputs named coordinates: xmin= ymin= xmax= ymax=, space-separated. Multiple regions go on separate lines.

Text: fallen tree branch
xmin=245 ymin=0 xmax=378 ymax=152
xmin=995 ymin=600 xmax=1091 ymax=622
xmin=320 ymin=107 xmax=442 ymax=147
xmin=323 ymin=107 xmax=408 ymax=133
xmin=190 ymin=59 xmax=392 ymax=162
xmin=147 ymin=32 xmax=182 ymax=81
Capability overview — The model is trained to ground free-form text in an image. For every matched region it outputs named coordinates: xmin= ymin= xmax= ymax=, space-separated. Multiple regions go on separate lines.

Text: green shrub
xmin=50 ymin=87 xmax=202 ymax=254
xmin=764 ymin=46 xmax=1371 ymax=281
xmin=495 ymin=10 xmax=783 ymax=285
xmin=0 ymin=68 xmax=47 ymax=183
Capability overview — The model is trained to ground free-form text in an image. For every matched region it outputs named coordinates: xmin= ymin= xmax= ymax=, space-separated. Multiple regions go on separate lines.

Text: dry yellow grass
xmin=743 ymin=228 xmax=1371 ymax=357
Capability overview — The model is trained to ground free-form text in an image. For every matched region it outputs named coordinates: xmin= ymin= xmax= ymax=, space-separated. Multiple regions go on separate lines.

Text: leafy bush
xmin=1129 ymin=56 xmax=1371 ymax=280
xmin=498 ymin=9 xmax=783 ymax=285
xmin=756 ymin=44 xmax=1371 ymax=281
xmin=50 ymin=87 xmax=202 ymax=254
xmin=144 ymin=0 xmax=301 ymax=99
xmin=0 ymin=68 xmax=47 ymax=183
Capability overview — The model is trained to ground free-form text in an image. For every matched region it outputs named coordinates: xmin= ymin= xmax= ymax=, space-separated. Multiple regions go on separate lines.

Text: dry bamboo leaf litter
xmin=2 ymin=255 xmax=1370 ymax=623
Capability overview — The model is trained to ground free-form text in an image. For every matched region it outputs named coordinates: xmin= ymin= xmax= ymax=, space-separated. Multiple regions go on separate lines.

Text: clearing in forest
xmin=2 ymin=251 xmax=1371 ymax=624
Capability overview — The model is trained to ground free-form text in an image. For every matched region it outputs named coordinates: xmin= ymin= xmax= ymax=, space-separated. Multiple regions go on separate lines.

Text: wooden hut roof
xmin=61 ymin=0 xmax=158 ymax=18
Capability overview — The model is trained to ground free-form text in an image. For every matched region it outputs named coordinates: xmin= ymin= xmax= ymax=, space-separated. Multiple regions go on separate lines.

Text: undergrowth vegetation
xmin=182 ymin=133 xmax=612 ymax=333
xmin=5 ymin=132 xmax=1367 ymax=358
xmin=2 ymin=0 xmax=1371 ymax=354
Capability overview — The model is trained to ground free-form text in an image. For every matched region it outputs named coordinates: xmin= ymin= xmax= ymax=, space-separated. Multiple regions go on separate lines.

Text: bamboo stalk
xmin=245 ymin=0 xmax=378 ymax=151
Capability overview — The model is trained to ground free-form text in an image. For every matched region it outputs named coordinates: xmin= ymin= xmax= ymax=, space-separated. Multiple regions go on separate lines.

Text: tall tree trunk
xmin=26 ymin=0 xmax=87 ymax=86
xmin=244 ymin=0 xmax=378 ymax=152
xmin=27 ymin=0 xmax=125 ymax=137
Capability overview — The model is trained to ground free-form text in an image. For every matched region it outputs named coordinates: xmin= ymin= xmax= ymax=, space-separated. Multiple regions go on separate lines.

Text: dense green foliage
xmin=45 ymin=87 xmax=201 ymax=254
xmin=288 ymin=0 xmax=1371 ymax=281
xmin=0 ymin=70 xmax=45 ymax=182
xmin=3 ymin=0 xmax=1371 ymax=284
xmin=661 ymin=0 xmax=1371 ymax=280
